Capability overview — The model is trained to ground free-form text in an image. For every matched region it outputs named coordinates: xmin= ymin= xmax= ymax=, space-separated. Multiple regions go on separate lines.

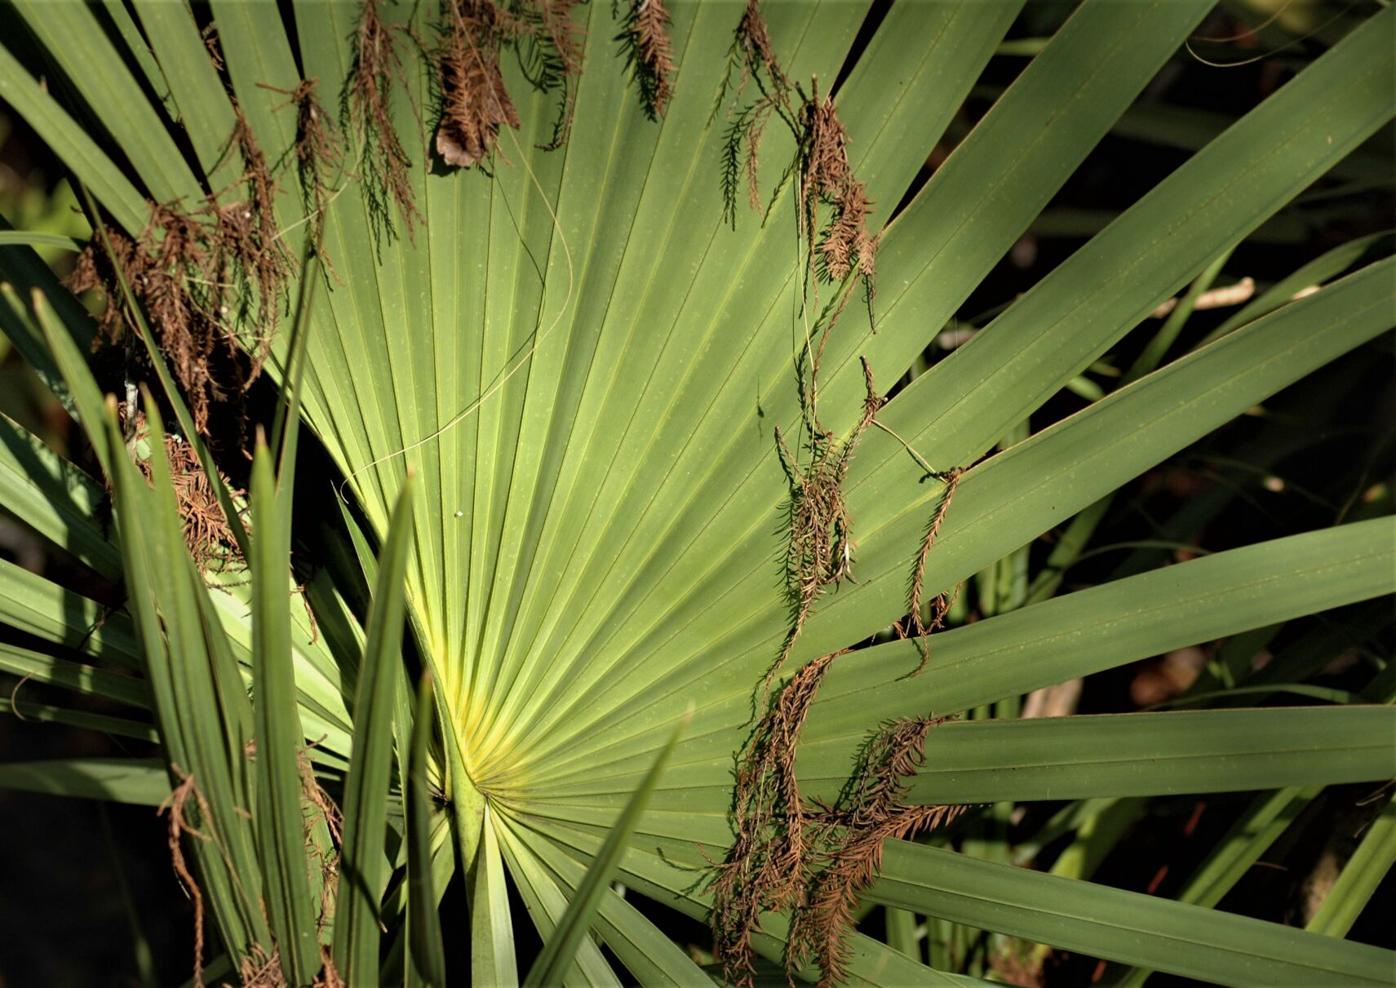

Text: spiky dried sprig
xmin=510 ymin=0 xmax=586 ymax=148
xmin=434 ymin=0 xmax=523 ymax=168
xmin=614 ymin=0 xmax=676 ymax=120
xmin=905 ymin=467 xmax=964 ymax=670
xmin=70 ymin=111 xmax=291 ymax=437
xmin=343 ymin=0 xmax=422 ymax=245
xmin=710 ymin=650 xmax=842 ymax=988
xmin=788 ymin=719 xmax=963 ymax=984
xmin=262 ymin=79 xmax=344 ymax=253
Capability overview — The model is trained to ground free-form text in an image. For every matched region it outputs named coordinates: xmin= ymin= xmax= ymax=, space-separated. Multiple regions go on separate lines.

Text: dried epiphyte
xmin=615 ymin=0 xmax=676 ymax=120
xmin=69 ymin=112 xmax=291 ymax=436
xmin=789 ymin=720 xmax=964 ymax=984
xmin=797 ymin=85 xmax=876 ymax=291
xmin=343 ymin=0 xmax=422 ymax=244
xmin=904 ymin=466 xmax=963 ymax=671
xmin=716 ymin=2 xmax=877 ymax=309
xmin=263 ymin=79 xmax=344 ymax=251
xmin=159 ymin=766 xmax=213 ymax=988
xmin=770 ymin=356 xmax=881 ymax=685
xmin=128 ymin=412 xmax=246 ymax=573
xmin=223 ymin=109 xmax=294 ymax=379
xmin=716 ymin=0 xmax=798 ymax=230
xmin=434 ymin=0 xmax=523 ymax=168
xmin=710 ymin=650 xmax=840 ymax=988
xmin=431 ymin=0 xmax=586 ymax=166
xmin=711 ymin=666 xmax=962 ymax=986
xmin=514 ymin=0 xmax=586 ymax=149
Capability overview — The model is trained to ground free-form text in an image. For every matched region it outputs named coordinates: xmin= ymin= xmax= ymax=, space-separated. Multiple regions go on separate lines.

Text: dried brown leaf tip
xmin=435 ymin=0 xmax=523 ymax=168
xmin=615 ymin=0 xmax=675 ymax=120
xmin=343 ymin=0 xmax=421 ymax=244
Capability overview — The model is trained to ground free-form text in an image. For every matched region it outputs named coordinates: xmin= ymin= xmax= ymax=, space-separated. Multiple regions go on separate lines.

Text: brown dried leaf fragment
xmin=617 ymin=0 xmax=676 ymax=120
xmin=344 ymin=0 xmax=421 ymax=242
xmin=435 ymin=0 xmax=522 ymax=168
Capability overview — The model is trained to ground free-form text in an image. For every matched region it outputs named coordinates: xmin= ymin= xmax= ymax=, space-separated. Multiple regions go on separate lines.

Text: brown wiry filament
xmin=435 ymin=0 xmax=522 ymax=168
xmin=239 ymin=945 xmax=285 ymax=988
xmin=905 ymin=466 xmax=963 ymax=672
xmin=344 ymin=0 xmax=421 ymax=242
xmin=159 ymin=766 xmax=212 ymax=988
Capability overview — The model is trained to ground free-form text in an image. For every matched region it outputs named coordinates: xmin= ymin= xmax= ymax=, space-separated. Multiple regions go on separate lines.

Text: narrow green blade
xmin=871 ymin=841 xmax=1396 ymax=986
xmin=522 ymin=713 xmax=687 ymax=988
xmin=333 ymin=478 xmax=415 ymax=984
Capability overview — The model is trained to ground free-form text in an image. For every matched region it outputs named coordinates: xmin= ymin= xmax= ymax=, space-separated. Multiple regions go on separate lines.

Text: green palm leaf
xmin=0 ymin=0 xmax=1392 ymax=983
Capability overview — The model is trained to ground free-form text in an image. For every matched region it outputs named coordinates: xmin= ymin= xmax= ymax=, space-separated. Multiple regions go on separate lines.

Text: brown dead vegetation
xmin=771 ymin=356 xmax=880 ymax=684
xmin=262 ymin=79 xmax=344 ymax=253
xmin=617 ymin=0 xmax=676 ymax=120
xmin=128 ymin=411 xmax=245 ymax=572
xmin=343 ymin=0 xmax=422 ymax=242
xmin=160 ymin=766 xmax=213 ymax=988
xmin=717 ymin=2 xmax=878 ymax=306
xmin=435 ymin=0 xmax=523 ymax=168
xmin=711 ymin=678 xmax=961 ymax=987
xmin=69 ymin=112 xmax=291 ymax=439
xmin=789 ymin=720 xmax=965 ymax=984
xmin=904 ymin=467 xmax=963 ymax=671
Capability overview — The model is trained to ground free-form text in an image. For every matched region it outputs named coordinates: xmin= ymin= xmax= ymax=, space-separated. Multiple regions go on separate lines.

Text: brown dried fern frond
xmin=616 ymin=0 xmax=675 ymax=120
xmin=435 ymin=0 xmax=523 ymax=168
xmin=343 ymin=0 xmax=422 ymax=243
xmin=710 ymin=649 xmax=841 ymax=988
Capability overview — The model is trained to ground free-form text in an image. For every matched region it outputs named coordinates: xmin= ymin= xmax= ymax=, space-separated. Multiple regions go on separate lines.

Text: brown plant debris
xmin=798 ymin=86 xmax=876 ymax=289
xmin=343 ymin=0 xmax=422 ymax=243
xmin=710 ymin=650 xmax=840 ymax=988
xmin=716 ymin=3 xmax=877 ymax=306
xmin=263 ymin=79 xmax=344 ymax=251
xmin=615 ymin=0 xmax=675 ymax=120
xmin=159 ymin=766 xmax=213 ymax=988
xmin=68 ymin=112 xmax=291 ymax=438
xmin=238 ymin=945 xmax=285 ymax=988
xmin=770 ymin=356 xmax=881 ymax=685
xmin=904 ymin=466 xmax=963 ymax=672
xmin=711 ymin=671 xmax=962 ymax=986
xmin=129 ymin=412 xmax=246 ymax=571
xmin=789 ymin=720 xmax=965 ymax=985
xmin=435 ymin=0 xmax=523 ymax=168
